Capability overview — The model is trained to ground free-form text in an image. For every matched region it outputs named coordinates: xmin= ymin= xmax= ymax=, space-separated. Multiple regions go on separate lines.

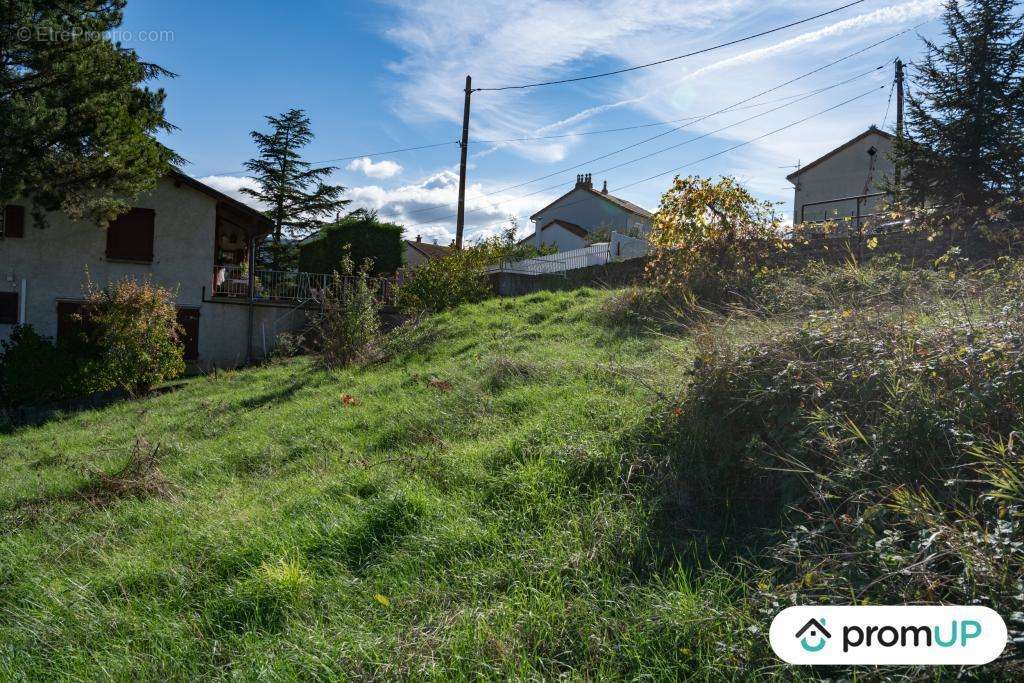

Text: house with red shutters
xmin=0 ymin=170 xmax=313 ymax=368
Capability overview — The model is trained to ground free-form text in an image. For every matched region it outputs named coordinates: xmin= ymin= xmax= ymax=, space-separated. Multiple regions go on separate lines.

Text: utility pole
xmin=455 ymin=75 xmax=472 ymax=249
xmin=894 ymin=58 xmax=905 ymax=190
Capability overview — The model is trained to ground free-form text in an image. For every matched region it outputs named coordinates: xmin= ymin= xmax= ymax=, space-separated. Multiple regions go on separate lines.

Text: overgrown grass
xmin=3 ymin=260 xmax=1023 ymax=680
xmin=1 ymin=289 xmax=738 ymax=680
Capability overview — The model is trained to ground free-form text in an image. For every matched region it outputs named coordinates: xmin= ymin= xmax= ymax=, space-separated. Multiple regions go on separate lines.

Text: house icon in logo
xmin=795 ymin=618 xmax=831 ymax=652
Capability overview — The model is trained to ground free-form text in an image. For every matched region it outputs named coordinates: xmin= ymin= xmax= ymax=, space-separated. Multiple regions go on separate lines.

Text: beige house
xmin=0 ymin=171 xmax=310 ymax=369
xmin=787 ymin=126 xmax=895 ymax=228
xmin=403 ymin=235 xmax=450 ymax=269
xmin=524 ymin=173 xmax=653 ymax=252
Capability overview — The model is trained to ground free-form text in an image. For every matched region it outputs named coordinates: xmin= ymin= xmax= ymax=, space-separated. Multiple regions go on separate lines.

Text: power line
xmin=476 ymin=1 xmax=867 ymax=91
xmin=881 ymin=78 xmax=896 ymax=129
xmin=467 ymin=83 xmax=880 ymax=147
xmin=462 ymin=86 xmax=883 ymax=238
xmin=414 ymin=64 xmax=886 ymax=228
xmin=402 ymin=22 xmax=919 ymax=223
xmin=203 ymin=140 xmax=459 ymax=177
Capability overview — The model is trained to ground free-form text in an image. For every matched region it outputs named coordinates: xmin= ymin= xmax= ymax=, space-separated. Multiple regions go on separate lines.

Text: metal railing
xmin=212 ymin=266 xmax=398 ymax=306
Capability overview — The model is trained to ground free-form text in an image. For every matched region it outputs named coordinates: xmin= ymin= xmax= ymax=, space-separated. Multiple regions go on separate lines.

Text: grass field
xmin=1 ymin=289 xmax=737 ymax=680
xmin=3 ymin=264 xmax=1022 ymax=680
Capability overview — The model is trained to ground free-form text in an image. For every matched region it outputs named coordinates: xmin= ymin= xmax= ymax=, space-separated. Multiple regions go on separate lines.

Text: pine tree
xmin=892 ymin=0 xmax=1024 ymax=221
xmin=1 ymin=1 xmax=178 ymax=229
xmin=242 ymin=109 xmax=349 ymax=269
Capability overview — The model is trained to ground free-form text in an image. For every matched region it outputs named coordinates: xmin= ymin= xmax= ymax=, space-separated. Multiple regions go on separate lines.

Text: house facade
xmin=403 ymin=235 xmax=450 ymax=269
xmin=0 ymin=171 xmax=306 ymax=369
xmin=787 ymin=126 xmax=895 ymax=228
xmin=526 ymin=174 xmax=653 ymax=251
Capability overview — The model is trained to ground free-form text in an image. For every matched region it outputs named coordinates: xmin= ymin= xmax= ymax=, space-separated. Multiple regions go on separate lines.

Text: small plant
xmin=315 ymin=255 xmax=381 ymax=367
xmin=269 ymin=331 xmax=307 ymax=360
xmin=79 ymin=278 xmax=185 ymax=395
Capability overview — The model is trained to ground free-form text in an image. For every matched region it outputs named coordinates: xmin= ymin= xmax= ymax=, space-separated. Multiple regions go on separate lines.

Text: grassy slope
xmin=1 ymin=289 xmax=722 ymax=680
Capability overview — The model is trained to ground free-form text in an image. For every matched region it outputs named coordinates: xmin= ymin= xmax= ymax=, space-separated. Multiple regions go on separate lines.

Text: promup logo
xmin=795 ymin=618 xmax=831 ymax=653
xmin=770 ymin=606 xmax=1007 ymax=665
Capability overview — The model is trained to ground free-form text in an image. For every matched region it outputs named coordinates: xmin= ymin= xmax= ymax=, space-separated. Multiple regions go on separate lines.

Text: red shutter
xmin=176 ymin=307 xmax=200 ymax=360
xmin=0 ymin=292 xmax=18 ymax=324
xmin=4 ymin=205 xmax=25 ymax=238
xmin=106 ymin=208 xmax=155 ymax=261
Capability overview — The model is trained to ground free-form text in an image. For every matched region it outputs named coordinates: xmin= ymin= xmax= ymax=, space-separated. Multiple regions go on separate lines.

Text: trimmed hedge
xmin=298 ymin=215 xmax=404 ymax=276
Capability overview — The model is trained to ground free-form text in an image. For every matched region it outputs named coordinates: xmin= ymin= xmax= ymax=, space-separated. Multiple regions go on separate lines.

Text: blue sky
xmin=120 ymin=0 xmax=947 ymax=243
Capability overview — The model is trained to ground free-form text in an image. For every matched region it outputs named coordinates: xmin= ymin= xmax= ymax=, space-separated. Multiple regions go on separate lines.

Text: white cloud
xmin=198 ymin=175 xmax=267 ymax=210
xmin=346 ymin=157 xmax=403 ymax=179
xmin=347 ymin=169 xmax=556 ymax=242
xmin=379 ymin=0 xmax=944 ymax=208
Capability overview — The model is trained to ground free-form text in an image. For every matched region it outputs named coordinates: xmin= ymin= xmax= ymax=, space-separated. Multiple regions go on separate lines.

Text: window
xmin=176 ymin=307 xmax=200 ymax=361
xmin=56 ymin=301 xmax=90 ymax=341
xmin=3 ymin=205 xmax=25 ymax=238
xmin=0 ymin=292 xmax=17 ymax=324
xmin=105 ymin=208 xmax=155 ymax=262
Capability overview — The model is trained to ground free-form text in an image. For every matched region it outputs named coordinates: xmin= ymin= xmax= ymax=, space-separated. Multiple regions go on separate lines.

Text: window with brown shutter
xmin=0 ymin=292 xmax=18 ymax=324
xmin=105 ymin=208 xmax=155 ymax=262
xmin=175 ymin=307 xmax=200 ymax=361
xmin=3 ymin=205 xmax=25 ymax=238
xmin=56 ymin=301 xmax=90 ymax=342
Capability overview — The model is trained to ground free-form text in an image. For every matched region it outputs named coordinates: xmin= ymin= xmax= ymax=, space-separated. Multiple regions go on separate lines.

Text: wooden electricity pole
xmin=894 ymin=58 xmax=905 ymax=190
xmin=455 ymin=75 xmax=472 ymax=249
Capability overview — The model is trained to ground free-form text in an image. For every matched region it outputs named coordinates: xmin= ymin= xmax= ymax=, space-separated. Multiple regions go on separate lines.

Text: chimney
xmin=584 ymin=173 xmax=592 ymax=189
xmin=601 ymin=180 xmax=608 ymax=194
xmin=575 ymin=174 xmax=584 ymax=188
xmin=416 ymin=234 xmax=422 ymax=243
xmin=575 ymin=173 xmax=594 ymax=190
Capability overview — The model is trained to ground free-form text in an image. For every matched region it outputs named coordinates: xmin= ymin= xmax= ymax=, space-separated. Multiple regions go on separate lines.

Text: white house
xmin=0 ymin=170 xmax=312 ymax=369
xmin=403 ymin=235 xmax=451 ymax=269
xmin=787 ymin=126 xmax=895 ymax=228
xmin=524 ymin=173 xmax=653 ymax=251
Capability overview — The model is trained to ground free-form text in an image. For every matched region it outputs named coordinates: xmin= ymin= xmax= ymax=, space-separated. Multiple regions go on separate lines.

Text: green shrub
xmin=645 ymin=176 xmax=785 ymax=303
xmin=298 ymin=211 xmax=404 ymax=276
xmin=394 ymin=247 xmax=493 ymax=313
xmin=395 ymin=227 xmax=545 ymax=313
xmin=0 ymin=326 xmax=92 ymax=406
xmin=80 ymin=278 xmax=185 ymax=394
xmin=313 ymin=256 xmax=381 ymax=367
xmin=654 ymin=300 xmax=1024 ymax=622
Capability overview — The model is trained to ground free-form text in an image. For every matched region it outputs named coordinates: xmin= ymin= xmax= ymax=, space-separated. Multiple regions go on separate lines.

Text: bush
xmin=653 ymin=297 xmax=1024 ymax=633
xmin=0 ymin=326 xmax=92 ymax=406
xmin=645 ymin=176 xmax=785 ymax=304
xmin=298 ymin=211 xmax=404 ymax=276
xmin=79 ymin=278 xmax=185 ymax=395
xmin=314 ymin=256 xmax=381 ymax=367
xmin=395 ymin=227 xmax=543 ymax=313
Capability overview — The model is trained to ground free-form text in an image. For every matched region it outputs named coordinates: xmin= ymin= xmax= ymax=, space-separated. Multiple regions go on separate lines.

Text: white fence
xmin=491 ymin=231 xmax=649 ymax=276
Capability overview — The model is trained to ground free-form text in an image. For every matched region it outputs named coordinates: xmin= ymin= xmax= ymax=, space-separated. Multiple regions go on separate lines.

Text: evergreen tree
xmin=242 ymin=109 xmax=349 ymax=269
xmin=892 ymin=0 xmax=1024 ymax=221
xmin=1 ymin=0 xmax=178 ymax=229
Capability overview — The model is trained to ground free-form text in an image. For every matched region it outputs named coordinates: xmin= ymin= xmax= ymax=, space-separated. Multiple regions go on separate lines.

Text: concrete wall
xmin=532 ymin=188 xmax=652 ymax=251
xmin=791 ymin=130 xmax=894 ymax=225
xmin=0 ymin=177 xmax=302 ymax=369
xmin=491 ymin=226 xmax=1023 ymax=298
xmin=490 ymin=257 xmax=647 ymax=296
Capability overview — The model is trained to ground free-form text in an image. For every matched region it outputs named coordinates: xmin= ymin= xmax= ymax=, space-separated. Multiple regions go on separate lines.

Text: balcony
xmin=212 ymin=266 xmax=397 ymax=306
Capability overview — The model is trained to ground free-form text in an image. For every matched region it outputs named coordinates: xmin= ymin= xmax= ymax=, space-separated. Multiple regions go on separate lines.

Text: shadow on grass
xmin=0 ymin=381 xmax=190 ymax=435
xmin=233 ymin=379 xmax=308 ymax=411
